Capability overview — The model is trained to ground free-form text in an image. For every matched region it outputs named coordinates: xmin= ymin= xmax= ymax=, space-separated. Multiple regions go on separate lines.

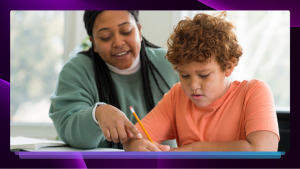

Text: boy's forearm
xmin=194 ymin=140 xmax=253 ymax=151
xmin=173 ymin=140 xmax=254 ymax=151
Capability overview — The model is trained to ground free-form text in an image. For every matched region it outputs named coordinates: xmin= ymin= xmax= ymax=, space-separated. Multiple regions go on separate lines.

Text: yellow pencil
xmin=129 ymin=106 xmax=154 ymax=144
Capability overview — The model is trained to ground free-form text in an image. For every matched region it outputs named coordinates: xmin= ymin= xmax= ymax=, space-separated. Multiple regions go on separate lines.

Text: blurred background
xmin=10 ymin=11 xmax=290 ymax=150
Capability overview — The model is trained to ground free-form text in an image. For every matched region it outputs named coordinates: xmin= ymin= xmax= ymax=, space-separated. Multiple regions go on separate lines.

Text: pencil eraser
xmin=129 ymin=106 xmax=132 ymax=109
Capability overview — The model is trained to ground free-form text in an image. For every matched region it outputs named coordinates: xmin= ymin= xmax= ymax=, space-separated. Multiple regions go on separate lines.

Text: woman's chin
xmin=116 ymin=63 xmax=132 ymax=70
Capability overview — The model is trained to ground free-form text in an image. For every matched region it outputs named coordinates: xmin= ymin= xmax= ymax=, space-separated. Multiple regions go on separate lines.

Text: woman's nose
xmin=113 ymin=34 xmax=125 ymax=49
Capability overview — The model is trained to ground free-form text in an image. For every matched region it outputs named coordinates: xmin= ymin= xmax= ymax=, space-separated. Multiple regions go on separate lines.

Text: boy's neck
xmin=220 ymin=77 xmax=231 ymax=98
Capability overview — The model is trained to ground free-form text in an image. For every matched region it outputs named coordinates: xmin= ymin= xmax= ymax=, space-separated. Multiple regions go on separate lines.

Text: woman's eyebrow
xmin=97 ymin=22 xmax=130 ymax=34
xmin=118 ymin=22 xmax=130 ymax=27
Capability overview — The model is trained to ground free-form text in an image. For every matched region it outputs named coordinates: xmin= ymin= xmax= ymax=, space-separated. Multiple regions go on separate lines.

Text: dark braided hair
xmin=80 ymin=11 xmax=171 ymax=149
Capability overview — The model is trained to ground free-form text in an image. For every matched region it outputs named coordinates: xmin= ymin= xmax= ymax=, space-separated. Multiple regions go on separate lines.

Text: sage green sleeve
xmin=49 ymin=54 xmax=104 ymax=149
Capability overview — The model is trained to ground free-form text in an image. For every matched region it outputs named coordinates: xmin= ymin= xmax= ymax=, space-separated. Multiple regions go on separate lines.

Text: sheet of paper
xmin=24 ymin=147 xmax=124 ymax=152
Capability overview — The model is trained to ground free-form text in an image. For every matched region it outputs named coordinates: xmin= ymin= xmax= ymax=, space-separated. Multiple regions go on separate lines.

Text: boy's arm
xmin=169 ymin=130 xmax=278 ymax=151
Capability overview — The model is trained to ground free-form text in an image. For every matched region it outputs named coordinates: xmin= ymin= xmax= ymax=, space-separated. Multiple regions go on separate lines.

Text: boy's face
xmin=177 ymin=54 xmax=233 ymax=107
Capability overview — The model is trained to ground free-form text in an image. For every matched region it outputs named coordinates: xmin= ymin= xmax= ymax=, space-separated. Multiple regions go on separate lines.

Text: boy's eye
xmin=199 ymin=73 xmax=210 ymax=78
xmin=181 ymin=75 xmax=189 ymax=78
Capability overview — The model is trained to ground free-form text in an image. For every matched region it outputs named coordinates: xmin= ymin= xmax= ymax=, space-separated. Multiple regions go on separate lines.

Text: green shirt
xmin=49 ymin=47 xmax=179 ymax=149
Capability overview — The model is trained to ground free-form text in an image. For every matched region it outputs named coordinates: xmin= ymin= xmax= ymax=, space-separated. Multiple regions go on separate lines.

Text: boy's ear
xmin=89 ymin=37 xmax=98 ymax=53
xmin=225 ymin=61 xmax=235 ymax=77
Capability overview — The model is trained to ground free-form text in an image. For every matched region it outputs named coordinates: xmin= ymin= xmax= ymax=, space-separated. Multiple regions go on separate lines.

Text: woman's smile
xmin=112 ymin=51 xmax=130 ymax=60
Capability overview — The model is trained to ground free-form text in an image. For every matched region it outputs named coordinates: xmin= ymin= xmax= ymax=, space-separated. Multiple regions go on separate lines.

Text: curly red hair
xmin=165 ymin=11 xmax=243 ymax=71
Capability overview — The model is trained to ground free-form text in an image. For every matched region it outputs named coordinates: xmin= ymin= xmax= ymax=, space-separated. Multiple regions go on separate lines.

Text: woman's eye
xmin=199 ymin=73 xmax=210 ymax=78
xmin=181 ymin=75 xmax=189 ymax=78
xmin=101 ymin=37 xmax=110 ymax=41
xmin=123 ymin=30 xmax=132 ymax=35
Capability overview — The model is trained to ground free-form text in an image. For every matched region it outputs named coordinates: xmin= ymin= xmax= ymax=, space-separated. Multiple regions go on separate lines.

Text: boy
xmin=123 ymin=11 xmax=279 ymax=151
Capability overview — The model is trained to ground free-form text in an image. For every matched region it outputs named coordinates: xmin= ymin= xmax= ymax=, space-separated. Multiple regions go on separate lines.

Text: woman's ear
xmin=137 ymin=23 xmax=142 ymax=42
xmin=89 ymin=37 xmax=98 ymax=53
xmin=225 ymin=61 xmax=235 ymax=77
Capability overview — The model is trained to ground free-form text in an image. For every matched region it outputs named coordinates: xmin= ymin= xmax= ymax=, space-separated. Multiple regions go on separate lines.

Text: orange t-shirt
xmin=135 ymin=80 xmax=280 ymax=147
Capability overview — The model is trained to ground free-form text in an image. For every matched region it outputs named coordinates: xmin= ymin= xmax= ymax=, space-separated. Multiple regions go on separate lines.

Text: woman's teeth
xmin=115 ymin=51 xmax=127 ymax=56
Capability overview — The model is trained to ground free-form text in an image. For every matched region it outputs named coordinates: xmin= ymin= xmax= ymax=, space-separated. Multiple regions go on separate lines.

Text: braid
xmin=140 ymin=40 xmax=155 ymax=111
xmin=81 ymin=47 xmax=123 ymax=149
xmin=143 ymin=37 xmax=171 ymax=91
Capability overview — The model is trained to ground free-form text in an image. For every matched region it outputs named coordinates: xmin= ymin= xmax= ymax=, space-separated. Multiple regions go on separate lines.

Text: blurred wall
xmin=139 ymin=11 xmax=173 ymax=49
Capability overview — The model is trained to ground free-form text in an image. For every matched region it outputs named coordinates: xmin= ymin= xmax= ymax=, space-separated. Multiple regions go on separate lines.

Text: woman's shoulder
xmin=145 ymin=47 xmax=167 ymax=62
xmin=145 ymin=47 xmax=173 ymax=67
xmin=59 ymin=52 xmax=95 ymax=78
xmin=145 ymin=46 xmax=167 ymax=56
xmin=67 ymin=52 xmax=93 ymax=66
xmin=63 ymin=52 xmax=93 ymax=71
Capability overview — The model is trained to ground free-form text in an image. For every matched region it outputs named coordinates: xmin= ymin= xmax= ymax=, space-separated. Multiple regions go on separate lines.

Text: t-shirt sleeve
xmin=135 ymin=83 xmax=179 ymax=144
xmin=244 ymin=80 xmax=280 ymax=141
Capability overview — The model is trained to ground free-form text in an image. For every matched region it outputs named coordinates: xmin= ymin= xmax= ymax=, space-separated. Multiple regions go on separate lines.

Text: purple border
xmin=2 ymin=0 xmax=299 ymax=168
xmin=15 ymin=151 xmax=284 ymax=159
xmin=199 ymin=0 xmax=300 ymax=27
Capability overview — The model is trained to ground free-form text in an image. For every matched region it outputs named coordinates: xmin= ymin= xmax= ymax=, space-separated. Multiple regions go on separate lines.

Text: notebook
xmin=10 ymin=136 xmax=67 ymax=150
xmin=10 ymin=136 xmax=124 ymax=152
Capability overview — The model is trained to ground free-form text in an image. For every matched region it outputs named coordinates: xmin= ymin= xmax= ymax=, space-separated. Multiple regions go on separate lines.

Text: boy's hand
xmin=123 ymin=138 xmax=170 ymax=152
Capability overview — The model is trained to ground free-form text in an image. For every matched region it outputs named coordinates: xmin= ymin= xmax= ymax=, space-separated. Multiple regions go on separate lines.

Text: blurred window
xmin=10 ymin=11 xmax=65 ymax=123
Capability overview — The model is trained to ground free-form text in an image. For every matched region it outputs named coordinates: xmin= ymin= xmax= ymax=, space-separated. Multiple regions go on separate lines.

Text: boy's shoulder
xmin=233 ymin=79 xmax=271 ymax=95
xmin=239 ymin=79 xmax=268 ymax=88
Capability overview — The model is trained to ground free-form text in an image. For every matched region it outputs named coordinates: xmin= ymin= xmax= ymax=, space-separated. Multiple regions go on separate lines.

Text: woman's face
xmin=90 ymin=11 xmax=142 ymax=69
xmin=177 ymin=54 xmax=233 ymax=107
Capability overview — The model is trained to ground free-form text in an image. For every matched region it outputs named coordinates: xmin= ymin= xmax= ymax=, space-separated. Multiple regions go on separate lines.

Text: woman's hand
xmin=95 ymin=104 xmax=142 ymax=144
xmin=123 ymin=138 xmax=170 ymax=152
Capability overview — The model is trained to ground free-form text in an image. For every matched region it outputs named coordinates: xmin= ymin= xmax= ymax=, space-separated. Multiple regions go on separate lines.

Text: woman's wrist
xmin=92 ymin=102 xmax=107 ymax=124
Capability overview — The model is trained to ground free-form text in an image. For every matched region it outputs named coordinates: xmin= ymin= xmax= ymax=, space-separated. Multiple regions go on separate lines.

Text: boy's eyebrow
xmin=195 ymin=69 xmax=210 ymax=73
xmin=178 ymin=68 xmax=210 ymax=73
xmin=97 ymin=22 xmax=130 ymax=34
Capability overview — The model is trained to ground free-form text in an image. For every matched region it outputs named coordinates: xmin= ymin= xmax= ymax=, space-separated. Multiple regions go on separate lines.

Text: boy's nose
xmin=190 ymin=82 xmax=201 ymax=91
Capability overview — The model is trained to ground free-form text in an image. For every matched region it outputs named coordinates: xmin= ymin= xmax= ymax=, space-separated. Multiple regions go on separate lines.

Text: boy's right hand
xmin=123 ymin=138 xmax=170 ymax=152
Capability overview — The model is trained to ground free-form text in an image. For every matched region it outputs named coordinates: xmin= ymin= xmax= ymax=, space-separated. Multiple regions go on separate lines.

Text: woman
xmin=49 ymin=10 xmax=179 ymax=149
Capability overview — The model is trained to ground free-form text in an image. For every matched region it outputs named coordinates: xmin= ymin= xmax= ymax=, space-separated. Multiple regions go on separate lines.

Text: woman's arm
xmin=169 ymin=128 xmax=278 ymax=151
xmin=50 ymin=55 xmax=141 ymax=149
